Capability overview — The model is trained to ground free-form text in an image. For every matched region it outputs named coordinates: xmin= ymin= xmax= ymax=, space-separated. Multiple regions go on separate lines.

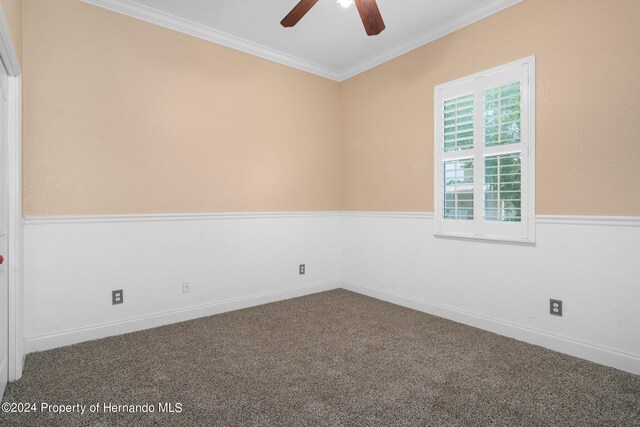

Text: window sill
xmin=434 ymin=231 xmax=536 ymax=246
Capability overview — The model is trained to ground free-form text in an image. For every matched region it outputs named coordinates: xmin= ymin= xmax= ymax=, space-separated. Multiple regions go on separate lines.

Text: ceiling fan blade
xmin=281 ymin=0 xmax=320 ymax=28
xmin=354 ymin=0 xmax=385 ymax=36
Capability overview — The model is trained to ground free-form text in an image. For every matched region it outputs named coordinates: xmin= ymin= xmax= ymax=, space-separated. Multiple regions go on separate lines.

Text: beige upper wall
xmin=23 ymin=0 xmax=342 ymax=215
xmin=21 ymin=0 xmax=640 ymax=216
xmin=0 ymin=0 xmax=22 ymax=64
xmin=341 ymin=0 xmax=640 ymax=216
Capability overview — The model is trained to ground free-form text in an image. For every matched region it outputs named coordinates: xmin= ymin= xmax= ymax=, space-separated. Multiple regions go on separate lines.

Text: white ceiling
xmin=84 ymin=0 xmax=522 ymax=81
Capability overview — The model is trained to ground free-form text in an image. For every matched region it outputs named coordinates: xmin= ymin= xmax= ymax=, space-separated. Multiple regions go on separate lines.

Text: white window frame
xmin=434 ymin=56 xmax=536 ymax=245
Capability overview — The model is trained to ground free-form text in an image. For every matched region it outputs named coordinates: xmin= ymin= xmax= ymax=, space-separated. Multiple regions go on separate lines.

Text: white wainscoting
xmin=23 ymin=212 xmax=341 ymax=352
xmin=22 ymin=211 xmax=640 ymax=375
xmin=341 ymin=212 xmax=640 ymax=375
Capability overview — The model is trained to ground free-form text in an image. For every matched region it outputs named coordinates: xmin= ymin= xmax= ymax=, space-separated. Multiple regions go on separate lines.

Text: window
xmin=434 ymin=56 xmax=535 ymax=244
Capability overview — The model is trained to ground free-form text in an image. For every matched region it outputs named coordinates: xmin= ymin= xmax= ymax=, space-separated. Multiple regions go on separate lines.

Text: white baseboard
xmin=0 ymin=358 xmax=6 ymax=400
xmin=25 ymin=280 xmax=339 ymax=354
xmin=342 ymin=280 xmax=640 ymax=375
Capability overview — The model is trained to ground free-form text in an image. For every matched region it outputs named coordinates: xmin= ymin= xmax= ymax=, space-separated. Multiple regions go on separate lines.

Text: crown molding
xmin=337 ymin=0 xmax=523 ymax=81
xmin=80 ymin=0 xmax=342 ymax=81
xmin=82 ymin=0 xmax=522 ymax=83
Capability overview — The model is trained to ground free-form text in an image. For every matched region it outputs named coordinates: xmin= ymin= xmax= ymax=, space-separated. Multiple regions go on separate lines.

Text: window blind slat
xmin=443 ymin=93 xmax=475 ymax=152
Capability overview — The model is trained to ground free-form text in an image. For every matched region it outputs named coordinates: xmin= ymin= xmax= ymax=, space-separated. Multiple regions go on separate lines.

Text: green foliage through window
xmin=484 ymin=81 xmax=521 ymax=147
xmin=484 ymin=153 xmax=521 ymax=222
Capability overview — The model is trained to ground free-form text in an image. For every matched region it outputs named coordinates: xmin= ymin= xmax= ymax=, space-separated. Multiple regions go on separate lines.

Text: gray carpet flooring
xmin=1 ymin=289 xmax=639 ymax=426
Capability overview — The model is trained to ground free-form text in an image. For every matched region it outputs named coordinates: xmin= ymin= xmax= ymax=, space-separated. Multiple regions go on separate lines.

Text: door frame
xmin=0 ymin=6 xmax=23 ymax=381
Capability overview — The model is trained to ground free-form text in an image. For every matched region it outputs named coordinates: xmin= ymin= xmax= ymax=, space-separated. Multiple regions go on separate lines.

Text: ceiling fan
xmin=281 ymin=0 xmax=386 ymax=36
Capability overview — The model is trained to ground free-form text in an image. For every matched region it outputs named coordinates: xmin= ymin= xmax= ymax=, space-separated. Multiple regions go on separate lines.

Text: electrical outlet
xmin=182 ymin=282 xmax=191 ymax=294
xmin=550 ymin=299 xmax=562 ymax=316
xmin=299 ymin=264 xmax=305 ymax=275
xmin=112 ymin=289 xmax=123 ymax=305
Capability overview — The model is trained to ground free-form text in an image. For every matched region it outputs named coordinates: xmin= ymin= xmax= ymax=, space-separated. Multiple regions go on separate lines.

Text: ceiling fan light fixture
xmin=282 ymin=0 xmax=385 ymax=36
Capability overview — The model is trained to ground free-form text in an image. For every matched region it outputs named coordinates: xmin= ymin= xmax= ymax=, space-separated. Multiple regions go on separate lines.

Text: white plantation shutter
xmin=484 ymin=81 xmax=521 ymax=148
xmin=434 ymin=57 xmax=535 ymax=244
xmin=443 ymin=158 xmax=474 ymax=220
xmin=443 ymin=93 xmax=474 ymax=152
xmin=484 ymin=153 xmax=521 ymax=222
xmin=483 ymin=80 xmax=523 ymax=223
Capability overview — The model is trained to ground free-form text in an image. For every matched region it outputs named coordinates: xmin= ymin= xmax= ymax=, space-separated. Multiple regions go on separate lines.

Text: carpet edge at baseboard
xmin=24 ymin=280 xmax=341 ymax=354
xmin=341 ymin=279 xmax=640 ymax=376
